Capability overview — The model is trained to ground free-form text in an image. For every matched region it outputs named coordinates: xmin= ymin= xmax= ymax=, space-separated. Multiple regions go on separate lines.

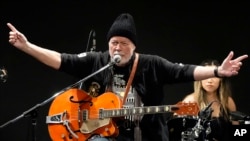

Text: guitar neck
xmin=99 ymin=105 xmax=179 ymax=118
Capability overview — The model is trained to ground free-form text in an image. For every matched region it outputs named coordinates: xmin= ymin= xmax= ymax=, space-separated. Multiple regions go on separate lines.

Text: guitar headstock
xmin=172 ymin=102 xmax=199 ymax=116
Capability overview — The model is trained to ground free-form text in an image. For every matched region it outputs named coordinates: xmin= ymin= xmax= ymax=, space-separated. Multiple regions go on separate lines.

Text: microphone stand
xmin=0 ymin=61 xmax=115 ymax=141
xmin=78 ymin=29 xmax=95 ymax=90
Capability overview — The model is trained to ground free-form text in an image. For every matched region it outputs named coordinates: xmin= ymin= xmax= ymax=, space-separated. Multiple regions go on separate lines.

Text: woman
xmin=182 ymin=59 xmax=238 ymax=141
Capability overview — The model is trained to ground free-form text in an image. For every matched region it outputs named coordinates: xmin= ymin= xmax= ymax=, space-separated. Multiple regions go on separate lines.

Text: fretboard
xmin=99 ymin=105 xmax=179 ymax=119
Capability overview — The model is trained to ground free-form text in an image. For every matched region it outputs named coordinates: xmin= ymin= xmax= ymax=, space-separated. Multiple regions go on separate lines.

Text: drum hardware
xmin=180 ymin=117 xmax=213 ymax=141
xmin=205 ymin=122 xmax=211 ymax=137
xmin=181 ymin=130 xmax=192 ymax=141
xmin=0 ymin=67 xmax=8 ymax=83
xmin=230 ymin=111 xmax=250 ymax=125
xmin=168 ymin=103 xmax=199 ymax=141
xmin=168 ymin=116 xmax=198 ymax=141
xmin=180 ymin=102 xmax=214 ymax=141
xmin=191 ymin=118 xmax=203 ymax=139
xmin=182 ymin=118 xmax=186 ymax=127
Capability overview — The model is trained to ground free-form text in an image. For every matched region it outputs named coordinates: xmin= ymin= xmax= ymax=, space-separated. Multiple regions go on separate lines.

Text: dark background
xmin=0 ymin=0 xmax=249 ymax=141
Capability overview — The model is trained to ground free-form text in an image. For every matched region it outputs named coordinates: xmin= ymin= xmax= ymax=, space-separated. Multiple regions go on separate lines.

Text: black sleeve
xmin=59 ymin=52 xmax=96 ymax=78
xmin=139 ymin=54 xmax=197 ymax=84
xmin=156 ymin=55 xmax=196 ymax=83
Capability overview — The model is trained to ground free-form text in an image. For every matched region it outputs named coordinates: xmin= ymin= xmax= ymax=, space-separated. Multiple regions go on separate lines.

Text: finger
xmin=231 ymin=71 xmax=238 ymax=76
xmin=233 ymin=55 xmax=248 ymax=63
xmin=224 ymin=51 xmax=234 ymax=62
xmin=9 ymin=32 xmax=17 ymax=37
xmin=232 ymin=65 xmax=240 ymax=70
xmin=9 ymin=38 xmax=16 ymax=44
xmin=7 ymin=23 xmax=18 ymax=32
xmin=237 ymin=62 xmax=242 ymax=66
xmin=230 ymin=60 xmax=243 ymax=66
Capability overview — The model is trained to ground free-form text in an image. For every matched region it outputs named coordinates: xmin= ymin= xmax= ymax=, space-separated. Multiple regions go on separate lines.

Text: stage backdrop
xmin=0 ymin=1 xmax=249 ymax=141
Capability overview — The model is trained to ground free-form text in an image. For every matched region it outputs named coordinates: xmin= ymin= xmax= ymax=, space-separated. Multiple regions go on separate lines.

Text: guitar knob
xmin=105 ymin=127 xmax=109 ymax=131
xmin=61 ymin=134 xmax=65 ymax=139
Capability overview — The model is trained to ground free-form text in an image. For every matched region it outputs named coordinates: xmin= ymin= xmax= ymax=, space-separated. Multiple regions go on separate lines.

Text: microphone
xmin=90 ymin=30 xmax=96 ymax=52
xmin=112 ymin=54 xmax=121 ymax=64
xmin=198 ymin=101 xmax=214 ymax=119
xmin=0 ymin=67 xmax=8 ymax=83
xmin=200 ymin=102 xmax=213 ymax=114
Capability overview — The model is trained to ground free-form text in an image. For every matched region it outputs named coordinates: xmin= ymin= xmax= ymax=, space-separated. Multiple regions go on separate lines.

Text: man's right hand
xmin=7 ymin=23 xmax=28 ymax=49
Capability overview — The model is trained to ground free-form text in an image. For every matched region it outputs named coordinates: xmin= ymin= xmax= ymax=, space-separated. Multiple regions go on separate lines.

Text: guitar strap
xmin=105 ymin=53 xmax=140 ymax=140
xmin=122 ymin=53 xmax=141 ymax=141
xmin=122 ymin=52 xmax=139 ymax=105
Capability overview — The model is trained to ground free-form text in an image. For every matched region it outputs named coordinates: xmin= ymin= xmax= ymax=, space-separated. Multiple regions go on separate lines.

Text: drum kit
xmin=167 ymin=101 xmax=250 ymax=141
xmin=168 ymin=115 xmax=214 ymax=141
xmin=167 ymin=102 xmax=214 ymax=141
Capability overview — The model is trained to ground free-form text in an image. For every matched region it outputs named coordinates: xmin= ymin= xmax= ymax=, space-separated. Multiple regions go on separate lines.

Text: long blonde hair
xmin=194 ymin=59 xmax=232 ymax=120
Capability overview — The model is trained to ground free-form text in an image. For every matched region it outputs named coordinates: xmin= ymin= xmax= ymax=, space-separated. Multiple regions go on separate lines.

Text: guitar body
xmin=79 ymin=91 xmax=122 ymax=137
xmin=47 ymin=88 xmax=121 ymax=141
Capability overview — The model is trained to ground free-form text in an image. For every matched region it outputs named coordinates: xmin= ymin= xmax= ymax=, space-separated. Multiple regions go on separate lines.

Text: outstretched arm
xmin=7 ymin=23 xmax=61 ymax=70
xmin=193 ymin=51 xmax=248 ymax=80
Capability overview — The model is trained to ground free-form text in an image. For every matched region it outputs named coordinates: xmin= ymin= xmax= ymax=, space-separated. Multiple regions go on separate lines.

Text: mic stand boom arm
xmin=0 ymin=61 xmax=115 ymax=131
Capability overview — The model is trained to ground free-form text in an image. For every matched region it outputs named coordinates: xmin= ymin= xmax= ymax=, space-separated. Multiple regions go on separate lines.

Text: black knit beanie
xmin=107 ymin=13 xmax=137 ymax=46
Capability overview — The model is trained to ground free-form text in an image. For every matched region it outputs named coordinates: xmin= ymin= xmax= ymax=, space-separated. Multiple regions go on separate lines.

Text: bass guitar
xmin=46 ymin=88 xmax=199 ymax=141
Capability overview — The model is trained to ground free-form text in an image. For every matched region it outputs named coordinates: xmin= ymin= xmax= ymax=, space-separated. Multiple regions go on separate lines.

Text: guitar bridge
xmin=46 ymin=110 xmax=79 ymax=139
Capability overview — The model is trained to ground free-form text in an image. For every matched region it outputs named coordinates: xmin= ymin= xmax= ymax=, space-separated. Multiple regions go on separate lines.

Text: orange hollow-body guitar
xmin=46 ymin=88 xmax=199 ymax=141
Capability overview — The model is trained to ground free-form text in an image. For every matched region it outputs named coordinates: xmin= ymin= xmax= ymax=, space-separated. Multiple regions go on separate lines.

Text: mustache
xmin=113 ymin=51 xmax=124 ymax=56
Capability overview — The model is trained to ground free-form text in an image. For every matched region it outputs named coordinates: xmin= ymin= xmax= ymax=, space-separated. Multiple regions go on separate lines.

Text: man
xmin=7 ymin=13 xmax=248 ymax=141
